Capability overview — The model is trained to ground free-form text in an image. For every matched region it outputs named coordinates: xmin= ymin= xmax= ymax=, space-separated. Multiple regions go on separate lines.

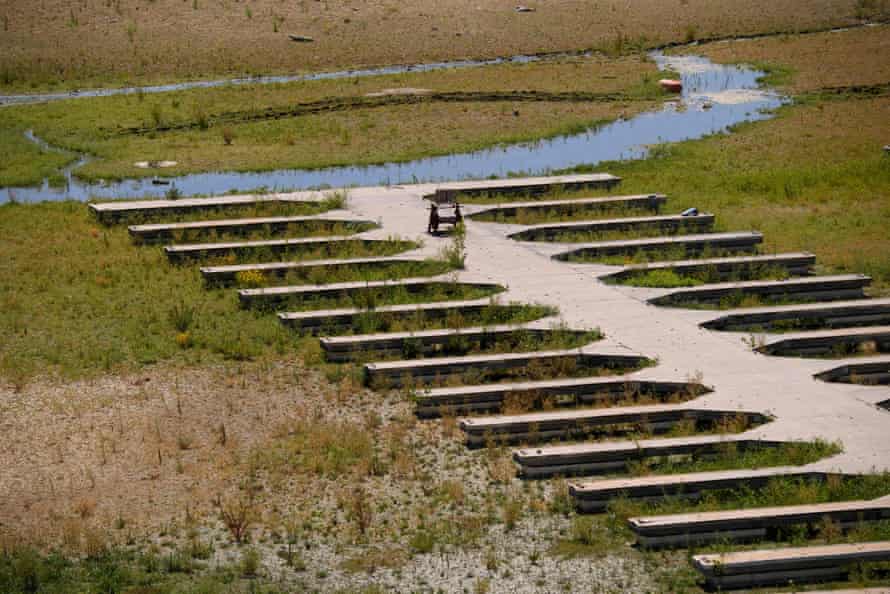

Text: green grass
xmin=564 ymin=95 xmax=890 ymax=290
xmin=606 ymin=472 xmax=890 ymax=522
xmin=0 ymin=61 xmax=664 ymax=187
xmin=173 ymin=237 xmax=418 ymax=267
xmin=613 ymin=264 xmax=792 ymax=288
xmin=245 ymin=281 xmax=505 ymax=313
xmin=0 ymin=546 xmax=284 ymax=594
xmin=523 ymin=221 xmax=709 ymax=243
xmin=98 ymin=193 xmax=346 ymax=225
xmin=143 ymin=219 xmax=379 ymax=245
xmin=0 ymin=201 xmax=318 ymax=383
xmin=567 ymin=246 xmax=751 ymax=266
xmin=372 ymin=356 xmax=655 ymax=391
xmin=230 ymin=259 xmax=456 ymax=289
xmin=472 ymin=204 xmax=660 ymax=225
xmin=309 ymin=302 xmax=559 ymax=337
xmin=340 ymin=327 xmax=603 ymax=362
xmin=621 ymin=439 xmax=842 ymax=477
xmin=0 ymin=126 xmax=75 ymax=188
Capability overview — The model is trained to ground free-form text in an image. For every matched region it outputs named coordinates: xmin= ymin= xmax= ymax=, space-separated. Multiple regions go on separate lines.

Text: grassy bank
xmin=0 ymin=55 xmax=666 ymax=188
xmin=685 ymin=24 xmax=890 ymax=93
xmin=0 ymin=0 xmax=868 ymax=92
xmin=0 ymin=98 xmax=659 ymax=188
xmin=568 ymin=95 xmax=890 ymax=289
xmin=0 ymin=201 xmax=424 ymax=383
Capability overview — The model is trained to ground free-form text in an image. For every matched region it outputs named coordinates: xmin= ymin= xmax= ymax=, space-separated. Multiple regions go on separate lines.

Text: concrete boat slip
xmin=758 ymin=326 xmax=890 ymax=358
xmin=319 ymin=324 xmax=590 ymax=362
xmin=427 ymin=173 xmax=620 ymax=201
xmin=364 ymin=349 xmax=651 ymax=389
xmin=702 ymin=298 xmax=890 ymax=332
xmin=569 ymin=468 xmax=845 ymax=513
xmin=600 ymin=252 xmax=817 ymax=284
xmin=200 ymin=256 xmax=428 ymax=286
xmin=89 ymin=192 xmax=324 ymax=223
xmin=128 ymin=216 xmax=376 ymax=242
xmin=467 ymin=194 xmax=667 ymax=220
xmin=806 ymin=586 xmax=890 ymax=594
xmin=815 ymin=358 xmax=890 ymax=385
xmin=693 ymin=541 xmax=890 ymax=590
xmin=413 ymin=377 xmax=708 ymax=417
xmin=164 ymin=236 xmax=413 ymax=263
xmin=276 ymin=298 xmax=521 ymax=334
xmin=629 ymin=499 xmax=890 ymax=548
xmin=513 ymin=434 xmax=786 ymax=479
xmin=240 ymin=278 xmax=504 ymax=308
xmin=649 ymin=274 xmax=872 ymax=307
xmin=553 ymin=232 xmax=763 ymax=262
xmin=458 ymin=405 xmax=769 ymax=446
xmin=507 ymin=213 xmax=715 ymax=242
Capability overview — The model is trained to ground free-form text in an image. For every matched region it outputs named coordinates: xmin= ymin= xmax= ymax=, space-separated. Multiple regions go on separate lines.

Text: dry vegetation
xmin=689 ymin=24 xmax=890 ymax=92
xmin=0 ymin=360 xmax=657 ymax=592
xmin=0 ymin=0 xmax=875 ymax=92
xmin=4 ymin=11 xmax=890 ymax=594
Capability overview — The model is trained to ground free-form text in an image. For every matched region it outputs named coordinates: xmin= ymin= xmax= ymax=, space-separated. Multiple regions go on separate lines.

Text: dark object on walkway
xmin=428 ymin=203 xmax=440 ymax=234
xmin=428 ymin=201 xmax=462 ymax=235
xmin=289 ymin=34 xmax=314 ymax=42
xmin=681 ymin=207 xmax=699 ymax=216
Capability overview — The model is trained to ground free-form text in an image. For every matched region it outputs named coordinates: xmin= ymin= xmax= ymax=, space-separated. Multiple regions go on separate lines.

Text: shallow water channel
xmin=0 ymin=53 xmax=784 ymax=204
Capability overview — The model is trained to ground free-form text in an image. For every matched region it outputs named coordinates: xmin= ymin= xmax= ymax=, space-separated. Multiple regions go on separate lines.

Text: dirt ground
xmin=0 ymin=0 xmax=876 ymax=91
xmin=0 ymin=359 xmax=660 ymax=592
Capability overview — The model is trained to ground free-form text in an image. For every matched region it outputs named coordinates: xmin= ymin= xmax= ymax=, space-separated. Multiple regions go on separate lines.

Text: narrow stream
xmin=0 ymin=53 xmax=785 ymax=204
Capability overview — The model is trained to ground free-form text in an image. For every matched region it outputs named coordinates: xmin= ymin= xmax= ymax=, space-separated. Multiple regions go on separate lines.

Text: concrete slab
xmin=459 ymin=405 xmax=768 ymax=446
xmin=128 ymin=216 xmax=375 ymax=242
xmin=276 ymin=298 xmax=521 ymax=334
xmin=200 ymin=256 xmax=427 ymax=286
xmin=240 ymin=278 xmax=504 ymax=309
xmin=428 ymin=173 xmax=620 ymax=202
xmin=508 ymin=213 xmax=714 ymax=242
xmin=414 ymin=377 xmax=708 ymax=417
xmin=94 ymin=178 xmax=890 ymax=482
xmin=320 ymin=323 xmax=589 ymax=362
xmin=89 ymin=192 xmax=325 ymax=223
xmin=693 ymin=541 xmax=890 ymax=590
xmin=758 ymin=327 xmax=890 ymax=358
xmin=600 ymin=252 xmax=816 ymax=284
xmin=164 ymin=236 xmax=413 ymax=263
xmin=553 ymin=232 xmax=763 ymax=262
xmin=365 ymin=349 xmax=650 ymax=389
xmin=569 ymin=468 xmax=844 ymax=513
xmin=467 ymin=194 xmax=667 ymax=220
xmin=514 ymin=434 xmax=785 ymax=478
xmin=815 ymin=358 xmax=890 ymax=385
xmin=649 ymin=275 xmax=872 ymax=307
xmin=630 ymin=499 xmax=890 ymax=548
xmin=702 ymin=299 xmax=890 ymax=332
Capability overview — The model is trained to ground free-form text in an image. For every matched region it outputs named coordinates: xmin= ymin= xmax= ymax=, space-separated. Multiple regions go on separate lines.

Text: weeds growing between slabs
xmin=611 ymin=264 xmax=792 ymax=288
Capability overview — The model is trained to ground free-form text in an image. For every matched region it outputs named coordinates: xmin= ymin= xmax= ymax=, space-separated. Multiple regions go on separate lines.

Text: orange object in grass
xmin=659 ymin=79 xmax=683 ymax=93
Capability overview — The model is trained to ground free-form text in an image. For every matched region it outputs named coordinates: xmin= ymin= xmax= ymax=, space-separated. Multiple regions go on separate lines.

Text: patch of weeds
xmin=550 ymin=515 xmax=625 ymax=558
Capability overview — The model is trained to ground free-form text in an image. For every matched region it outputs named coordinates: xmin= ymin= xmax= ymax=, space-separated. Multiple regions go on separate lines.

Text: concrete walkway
xmin=326 ymin=181 xmax=890 ymax=474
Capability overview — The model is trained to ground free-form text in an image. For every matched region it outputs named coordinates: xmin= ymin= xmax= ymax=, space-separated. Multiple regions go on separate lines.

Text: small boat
xmin=151 ymin=179 xmax=171 ymax=186
xmin=659 ymin=79 xmax=683 ymax=93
